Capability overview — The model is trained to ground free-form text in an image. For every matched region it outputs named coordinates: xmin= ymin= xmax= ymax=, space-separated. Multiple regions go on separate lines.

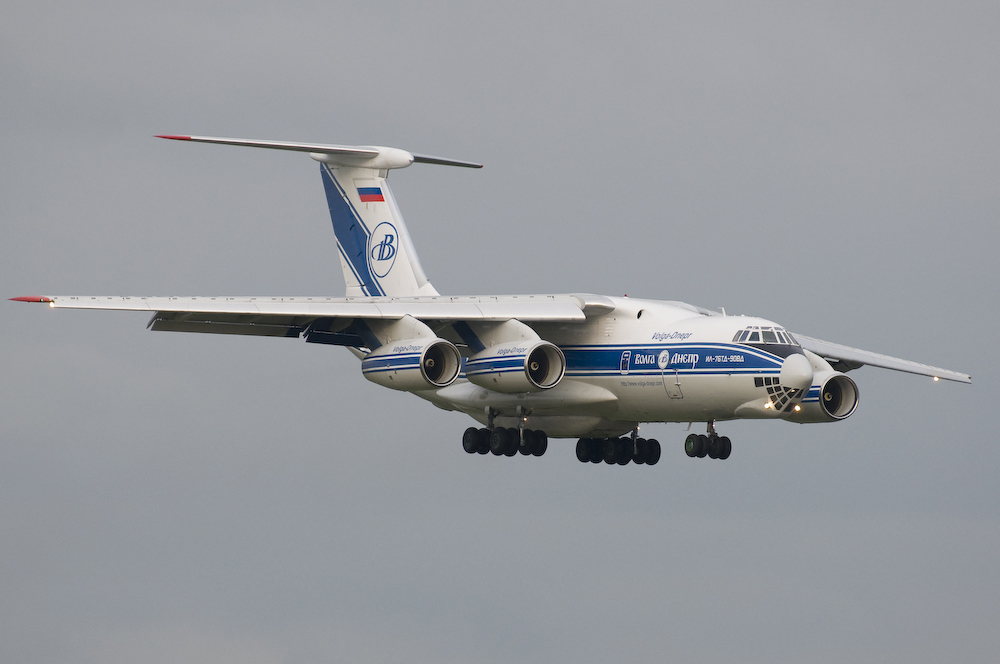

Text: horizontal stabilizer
xmin=156 ymin=135 xmax=482 ymax=170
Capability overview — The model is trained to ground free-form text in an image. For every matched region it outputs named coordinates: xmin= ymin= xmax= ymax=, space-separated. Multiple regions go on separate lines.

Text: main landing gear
xmin=574 ymin=435 xmax=661 ymax=466
xmin=684 ymin=421 xmax=731 ymax=460
xmin=462 ymin=427 xmax=548 ymax=457
xmin=462 ymin=407 xmax=549 ymax=458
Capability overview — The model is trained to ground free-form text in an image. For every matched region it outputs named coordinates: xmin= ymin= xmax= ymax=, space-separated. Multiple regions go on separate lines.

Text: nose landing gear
xmin=684 ymin=421 xmax=731 ymax=460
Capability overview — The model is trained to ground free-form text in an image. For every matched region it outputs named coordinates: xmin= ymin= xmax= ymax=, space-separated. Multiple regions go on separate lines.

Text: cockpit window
xmin=734 ymin=326 xmax=797 ymax=346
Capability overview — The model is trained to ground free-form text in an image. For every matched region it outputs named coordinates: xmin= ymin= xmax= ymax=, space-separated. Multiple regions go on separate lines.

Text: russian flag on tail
xmin=358 ymin=187 xmax=384 ymax=203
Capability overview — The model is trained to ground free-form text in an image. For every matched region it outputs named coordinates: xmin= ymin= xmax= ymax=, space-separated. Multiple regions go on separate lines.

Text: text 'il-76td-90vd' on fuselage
xmin=12 ymin=135 xmax=971 ymax=465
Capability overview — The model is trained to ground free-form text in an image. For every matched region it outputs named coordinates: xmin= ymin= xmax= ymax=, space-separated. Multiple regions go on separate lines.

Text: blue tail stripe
xmin=320 ymin=164 xmax=384 ymax=296
xmin=336 ymin=242 xmax=372 ymax=296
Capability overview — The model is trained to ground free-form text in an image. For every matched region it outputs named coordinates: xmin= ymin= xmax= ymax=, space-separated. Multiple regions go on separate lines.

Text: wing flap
xmin=148 ymin=311 xmax=308 ymax=337
xmin=794 ymin=333 xmax=971 ymax=384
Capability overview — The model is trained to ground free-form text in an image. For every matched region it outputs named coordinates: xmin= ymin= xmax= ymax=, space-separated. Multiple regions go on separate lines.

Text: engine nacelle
xmin=786 ymin=371 xmax=860 ymax=423
xmin=361 ymin=338 xmax=462 ymax=391
xmin=465 ymin=340 xmax=566 ymax=393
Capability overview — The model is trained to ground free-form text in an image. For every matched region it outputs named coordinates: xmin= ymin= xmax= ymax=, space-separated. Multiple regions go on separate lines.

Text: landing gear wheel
xmin=531 ymin=430 xmax=547 ymax=457
xmin=696 ymin=434 xmax=710 ymax=458
xmin=463 ymin=427 xmax=479 ymax=454
xmin=587 ymin=438 xmax=604 ymax=463
xmin=518 ymin=429 xmax=535 ymax=456
xmin=717 ymin=436 xmax=732 ymax=460
xmin=708 ymin=436 xmax=720 ymax=459
xmin=603 ymin=438 xmax=618 ymax=464
xmin=684 ymin=434 xmax=700 ymax=458
xmin=633 ymin=438 xmax=648 ymax=465
xmin=646 ymin=439 xmax=661 ymax=465
xmin=576 ymin=438 xmax=590 ymax=462
xmin=616 ymin=439 xmax=632 ymax=465
xmin=503 ymin=428 xmax=518 ymax=456
xmin=490 ymin=428 xmax=510 ymax=456
xmin=476 ymin=428 xmax=490 ymax=454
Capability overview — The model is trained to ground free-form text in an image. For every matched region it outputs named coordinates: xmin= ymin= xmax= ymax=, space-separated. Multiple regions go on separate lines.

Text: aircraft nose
xmin=779 ymin=353 xmax=814 ymax=390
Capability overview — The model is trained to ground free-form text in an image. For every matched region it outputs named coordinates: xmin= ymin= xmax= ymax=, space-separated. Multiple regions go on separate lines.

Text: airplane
xmin=12 ymin=135 xmax=971 ymax=465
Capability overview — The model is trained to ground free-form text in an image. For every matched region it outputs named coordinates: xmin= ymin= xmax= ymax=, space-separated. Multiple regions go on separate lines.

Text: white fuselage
xmin=422 ymin=296 xmax=821 ymax=438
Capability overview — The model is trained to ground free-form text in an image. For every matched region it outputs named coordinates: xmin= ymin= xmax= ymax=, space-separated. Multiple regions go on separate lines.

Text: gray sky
xmin=2 ymin=1 xmax=998 ymax=662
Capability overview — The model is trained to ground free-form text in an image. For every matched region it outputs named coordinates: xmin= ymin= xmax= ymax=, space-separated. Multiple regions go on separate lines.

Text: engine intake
xmin=465 ymin=340 xmax=566 ymax=393
xmin=787 ymin=372 xmax=859 ymax=423
xmin=362 ymin=337 xmax=462 ymax=391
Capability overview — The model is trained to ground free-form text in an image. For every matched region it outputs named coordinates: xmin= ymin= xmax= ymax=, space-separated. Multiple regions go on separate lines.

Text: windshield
xmin=733 ymin=326 xmax=798 ymax=347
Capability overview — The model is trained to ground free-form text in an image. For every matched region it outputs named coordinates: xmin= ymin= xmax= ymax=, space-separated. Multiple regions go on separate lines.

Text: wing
xmin=793 ymin=332 xmax=971 ymax=384
xmin=11 ymin=293 xmax=614 ymax=346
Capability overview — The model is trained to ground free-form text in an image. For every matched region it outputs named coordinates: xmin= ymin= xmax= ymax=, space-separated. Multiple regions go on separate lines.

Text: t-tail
xmin=157 ymin=135 xmax=482 ymax=297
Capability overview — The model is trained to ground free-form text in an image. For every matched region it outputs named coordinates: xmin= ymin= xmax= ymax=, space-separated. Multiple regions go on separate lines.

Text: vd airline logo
xmin=368 ymin=222 xmax=398 ymax=277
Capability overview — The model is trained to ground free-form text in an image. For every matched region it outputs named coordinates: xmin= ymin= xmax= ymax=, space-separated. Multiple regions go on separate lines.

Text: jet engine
xmin=465 ymin=340 xmax=566 ymax=393
xmin=362 ymin=338 xmax=462 ymax=391
xmin=787 ymin=371 xmax=860 ymax=423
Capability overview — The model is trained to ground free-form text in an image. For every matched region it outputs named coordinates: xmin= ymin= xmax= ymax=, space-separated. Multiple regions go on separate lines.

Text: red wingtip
xmin=10 ymin=296 xmax=53 ymax=303
xmin=156 ymin=135 xmax=192 ymax=141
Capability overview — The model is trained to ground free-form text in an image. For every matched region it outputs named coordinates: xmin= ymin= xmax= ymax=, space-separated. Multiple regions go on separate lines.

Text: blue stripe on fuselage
xmin=560 ymin=342 xmax=785 ymax=375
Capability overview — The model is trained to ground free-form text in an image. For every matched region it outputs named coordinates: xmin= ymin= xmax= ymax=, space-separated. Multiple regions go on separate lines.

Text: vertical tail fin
xmin=154 ymin=135 xmax=482 ymax=297
xmin=320 ymin=163 xmax=438 ymax=297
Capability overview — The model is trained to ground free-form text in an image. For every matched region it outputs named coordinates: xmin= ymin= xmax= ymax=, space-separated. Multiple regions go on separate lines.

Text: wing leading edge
xmin=12 ymin=294 xmax=613 ymax=344
xmin=794 ymin=333 xmax=971 ymax=384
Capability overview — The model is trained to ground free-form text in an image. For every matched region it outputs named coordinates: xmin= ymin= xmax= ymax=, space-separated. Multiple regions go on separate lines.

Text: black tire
xmin=603 ymin=438 xmax=617 ymax=464
xmin=646 ymin=439 xmax=661 ymax=465
xmin=696 ymin=434 xmax=710 ymax=458
xmin=616 ymin=438 xmax=631 ymax=465
xmin=518 ymin=429 xmax=534 ymax=455
xmin=633 ymin=438 xmax=648 ymax=465
xmin=589 ymin=439 xmax=604 ymax=463
xmin=531 ymin=430 xmax=547 ymax=456
xmin=463 ymin=427 xmax=479 ymax=453
xmin=476 ymin=428 xmax=491 ymax=454
xmin=684 ymin=433 xmax=699 ymax=457
xmin=718 ymin=436 xmax=732 ymax=460
xmin=708 ymin=436 xmax=720 ymax=459
xmin=503 ymin=428 xmax=518 ymax=456
xmin=490 ymin=428 xmax=509 ymax=455
xmin=576 ymin=438 xmax=590 ymax=462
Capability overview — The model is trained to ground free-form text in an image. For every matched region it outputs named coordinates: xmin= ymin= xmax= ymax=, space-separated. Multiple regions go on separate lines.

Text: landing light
xmin=933 ymin=376 xmax=940 ymax=382
xmin=794 ymin=404 xmax=801 ymax=412
xmin=764 ymin=401 xmax=772 ymax=409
